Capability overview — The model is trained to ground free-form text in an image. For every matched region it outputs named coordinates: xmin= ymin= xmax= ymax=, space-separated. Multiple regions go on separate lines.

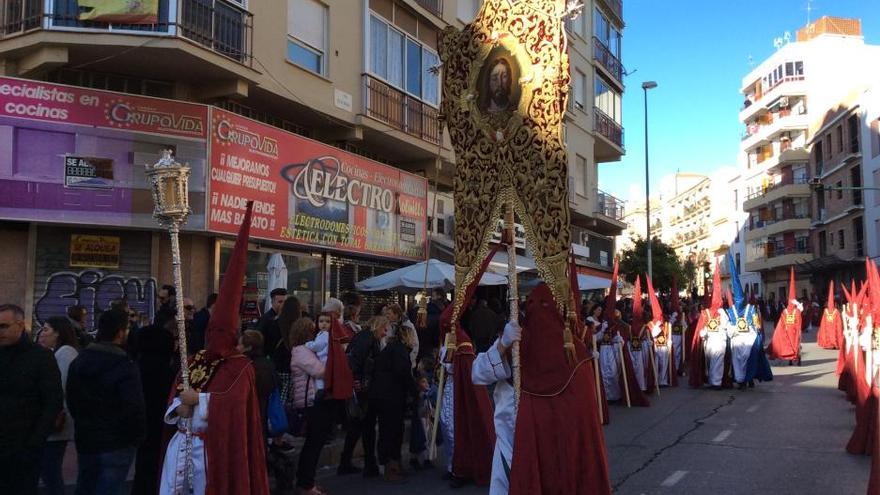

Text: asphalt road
xmin=317 ymin=331 xmax=872 ymax=495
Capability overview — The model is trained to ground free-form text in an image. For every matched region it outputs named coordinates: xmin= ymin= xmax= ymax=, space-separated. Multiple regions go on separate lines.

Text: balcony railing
xmin=363 ymin=75 xmax=441 ymax=145
xmin=745 ymin=175 xmax=809 ymax=200
xmin=592 ymin=36 xmax=623 ymax=83
xmin=596 ymin=189 xmax=625 ymax=220
xmin=598 ymin=0 xmax=623 ymax=23
xmin=593 ymin=107 xmax=624 ymax=149
xmin=760 ymin=240 xmax=811 ymax=259
xmin=414 ymin=0 xmax=442 ymax=16
xmin=749 ymin=212 xmax=811 ymax=230
xmin=1 ymin=0 xmax=253 ymax=64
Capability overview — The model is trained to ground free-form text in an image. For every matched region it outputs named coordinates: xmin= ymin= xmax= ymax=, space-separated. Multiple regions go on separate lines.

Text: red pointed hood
xmin=671 ymin=277 xmax=681 ymax=313
xmin=710 ymin=259 xmax=722 ymax=314
xmin=826 ymin=280 xmax=835 ymax=311
xmin=631 ymin=276 xmax=643 ymax=333
xmin=206 ymin=202 xmax=253 ymax=361
xmin=646 ymin=275 xmax=663 ymax=324
xmin=603 ymin=260 xmax=619 ymax=321
xmin=787 ymin=267 xmax=797 ymax=307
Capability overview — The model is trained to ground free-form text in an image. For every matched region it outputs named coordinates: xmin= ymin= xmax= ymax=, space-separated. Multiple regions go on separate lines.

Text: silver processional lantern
xmin=145 ymin=149 xmax=196 ymax=488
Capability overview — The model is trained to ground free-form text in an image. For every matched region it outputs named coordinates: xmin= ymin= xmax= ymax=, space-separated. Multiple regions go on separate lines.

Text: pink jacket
xmin=290 ymin=345 xmax=325 ymax=408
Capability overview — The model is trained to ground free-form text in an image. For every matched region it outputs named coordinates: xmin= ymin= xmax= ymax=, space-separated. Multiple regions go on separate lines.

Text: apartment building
xmin=0 ymin=0 xmax=626 ymax=324
xmin=801 ymin=91 xmax=867 ymax=291
xmin=620 ymin=169 xmax=737 ymax=294
xmin=733 ymin=16 xmax=880 ymax=299
xmin=861 ymin=86 xmax=880 ymax=262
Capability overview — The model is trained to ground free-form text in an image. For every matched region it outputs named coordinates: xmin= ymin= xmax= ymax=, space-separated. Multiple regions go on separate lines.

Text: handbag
xmin=266 ymin=388 xmax=288 ymax=437
xmin=286 ymin=376 xmax=309 ymax=437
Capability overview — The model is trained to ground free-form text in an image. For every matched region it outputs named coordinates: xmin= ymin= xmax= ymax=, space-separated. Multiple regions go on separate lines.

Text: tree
xmin=618 ymin=237 xmax=687 ymax=292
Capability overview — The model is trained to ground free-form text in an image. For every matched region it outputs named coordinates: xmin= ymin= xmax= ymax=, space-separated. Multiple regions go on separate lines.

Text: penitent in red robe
xmin=816 ymin=308 xmax=842 ymax=349
xmin=203 ymin=356 xmax=270 ymax=495
xmin=509 ymin=284 xmax=611 ymax=495
xmin=768 ymin=308 xmax=802 ymax=361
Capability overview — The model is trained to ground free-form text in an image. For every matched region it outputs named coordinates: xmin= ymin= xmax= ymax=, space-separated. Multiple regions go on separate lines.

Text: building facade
xmin=733 ymin=16 xmax=880 ymax=299
xmin=0 ymin=0 xmax=626 ymax=328
xmin=861 ymin=86 xmax=880 ymax=262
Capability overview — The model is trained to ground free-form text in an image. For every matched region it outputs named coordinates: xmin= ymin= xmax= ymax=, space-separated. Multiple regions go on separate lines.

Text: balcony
xmin=1 ymin=0 xmax=253 ymax=64
xmin=363 ymin=75 xmax=441 ymax=145
xmin=745 ymin=214 xmax=811 ymax=241
xmin=745 ymin=242 xmax=812 ymax=272
xmin=413 ymin=0 xmax=442 ymax=17
xmin=592 ymin=37 xmax=623 ymax=86
xmin=743 ymin=176 xmax=811 ymax=211
xmin=739 ymin=76 xmax=807 ymax=123
xmin=593 ymin=107 xmax=624 ymax=161
xmin=597 ymin=0 xmax=623 ymax=25
xmin=591 ymin=189 xmax=626 ymax=235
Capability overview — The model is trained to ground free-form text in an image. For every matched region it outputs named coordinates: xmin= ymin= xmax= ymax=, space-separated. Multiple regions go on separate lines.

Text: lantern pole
xmin=145 ymin=149 xmax=193 ymax=488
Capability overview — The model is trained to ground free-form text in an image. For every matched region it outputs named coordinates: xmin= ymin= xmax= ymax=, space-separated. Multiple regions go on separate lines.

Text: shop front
xmin=206 ymin=109 xmax=428 ymax=322
xmin=0 ymin=76 xmax=211 ymax=329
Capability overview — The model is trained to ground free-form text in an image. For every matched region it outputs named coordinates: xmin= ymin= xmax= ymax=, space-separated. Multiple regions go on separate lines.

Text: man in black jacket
xmin=67 ymin=308 xmax=145 ymax=495
xmin=0 ymin=304 xmax=62 ymax=495
xmin=256 ymin=288 xmax=287 ymax=353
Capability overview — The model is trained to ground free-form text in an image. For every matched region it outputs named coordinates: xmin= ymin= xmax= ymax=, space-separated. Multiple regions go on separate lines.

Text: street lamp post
xmin=642 ymin=81 xmax=658 ymax=280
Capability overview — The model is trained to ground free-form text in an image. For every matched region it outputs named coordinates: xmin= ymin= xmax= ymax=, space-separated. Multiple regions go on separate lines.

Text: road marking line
xmin=746 ymin=404 xmax=760 ymax=413
xmin=713 ymin=429 xmax=733 ymax=442
xmin=660 ymin=470 xmax=688 ymax=487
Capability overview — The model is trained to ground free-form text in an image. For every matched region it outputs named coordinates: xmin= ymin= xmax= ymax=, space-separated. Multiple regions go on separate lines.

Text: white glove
xmin=699 ymin=329 xmax=707 ymax=339
xmin=501 ymin=321 xmax=522 ymax=348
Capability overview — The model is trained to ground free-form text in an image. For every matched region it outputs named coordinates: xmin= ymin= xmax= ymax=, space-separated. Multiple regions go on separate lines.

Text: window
xmin=735 ymin=253 xmax=741 ymax=274
xmin=593 ymin=7 xmax=621 ymax=57
xmin=594 ymin=76 xmax=621 ymax=123
xmin=795 ymin=61 xmax=804 ymax=75
xmin=436 ymin=217 xmax=446 ymax=235
xmin=830 ymin=232 xmax=834 ymax=246
xmin=457 ymin=0 xmax=479 ymax=22
xmin=818 ymin=231 xmax=827 ymax=256
xmin=825 ymin=135 xmax=832 ymax=160
xmin=872 ymin=119 xmax=880 ymax=158
xmin=288 ymin=0 xmax=327 ymax=75
xmin=874 ymin=169 xmax=880 ymax=206
xmin=854 ymin=218 xmax=864 ymax=256
xmin=785 ymin=62 xmax=794 ymax=76
xmin=575 ymin=155 xmax=587 ymax=195
xmin=735 ymin=221 xmax=740 ymax=243
xmin=814 ymin=140 xmax=824 ymax=175
xmin=836 ymin=181 xmax=843 ymax=199
xmin=836 ymin=125 xmax=844 ymax=153
xmin=848 ymin=115 xmax=859 ymax=153
xmin=838 ymin=229 xmax=845 ymax=250
xmin=368 ymin=14 xmax=440 ymax=106
xmin=573 ymin=70 xmax=586 ymax=110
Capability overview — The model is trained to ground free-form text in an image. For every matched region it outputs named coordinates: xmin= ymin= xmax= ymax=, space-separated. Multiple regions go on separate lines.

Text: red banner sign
xmin=0 ymin=76 xmax=207 ymax=139
xmin=208 ymin=109 xmax=427 ymax=260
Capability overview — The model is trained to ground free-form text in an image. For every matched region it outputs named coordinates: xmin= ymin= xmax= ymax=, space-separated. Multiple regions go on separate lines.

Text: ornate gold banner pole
xmin=505 ymin=203 xmax=521 ymax=406
xmin=145 ymin=150 xmax=194 ymax=488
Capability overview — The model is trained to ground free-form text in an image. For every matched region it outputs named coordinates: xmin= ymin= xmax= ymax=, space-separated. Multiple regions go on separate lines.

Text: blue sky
xmin=600 ymin=0 xmax=880 ymax=202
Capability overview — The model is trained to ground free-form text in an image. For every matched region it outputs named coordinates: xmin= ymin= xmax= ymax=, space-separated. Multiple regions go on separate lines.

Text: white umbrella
xmin=355 ymin=259 xmax=507 ymax=291
xmin=264 ymin=253 xmax=288 ymax=313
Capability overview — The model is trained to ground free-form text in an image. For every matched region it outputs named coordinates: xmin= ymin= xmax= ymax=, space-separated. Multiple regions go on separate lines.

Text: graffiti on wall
xmin=34 ymin=270 xmax=156 ymax=331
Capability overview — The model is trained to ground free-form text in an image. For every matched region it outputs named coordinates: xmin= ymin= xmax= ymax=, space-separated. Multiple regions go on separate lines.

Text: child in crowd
xmin=305 ymin=313 xmax=332 ymax=388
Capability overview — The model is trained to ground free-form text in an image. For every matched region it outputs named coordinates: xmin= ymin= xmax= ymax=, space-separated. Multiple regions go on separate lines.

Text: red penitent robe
xmin=205 ymin=356 xmax=269 ymax=494
xmin=325 ymin=319 xmax=354 ymax=400
xmin=509 ymin=285 xmax=611 ymax=495
xmin=816 ymin=308 xmax=842 ymax=349
xmin=768 ymin=308 xmax=802 ymax=361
